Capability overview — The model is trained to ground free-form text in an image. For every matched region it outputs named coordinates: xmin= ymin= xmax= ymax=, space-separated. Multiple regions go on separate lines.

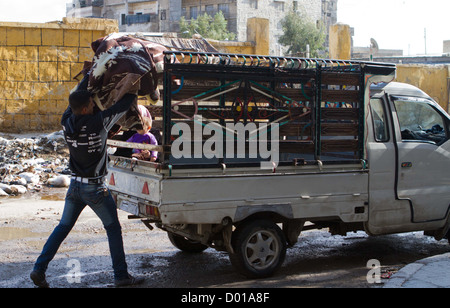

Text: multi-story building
xmin=66 ymin=0 xmax=338 ymax=55
xmin=67 ymin=0 xmax=161 ymax=32
xmin=66 ymin=0 xmax=104 ymax=19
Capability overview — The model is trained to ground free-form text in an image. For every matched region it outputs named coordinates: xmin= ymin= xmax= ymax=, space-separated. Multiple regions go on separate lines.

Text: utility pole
xmin=424 ymin=28 xmax=427 ymax=55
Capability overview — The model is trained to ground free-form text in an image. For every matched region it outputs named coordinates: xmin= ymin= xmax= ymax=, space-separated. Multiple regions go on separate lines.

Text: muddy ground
xmin=1 ymin=187 xmax=449 ymax=289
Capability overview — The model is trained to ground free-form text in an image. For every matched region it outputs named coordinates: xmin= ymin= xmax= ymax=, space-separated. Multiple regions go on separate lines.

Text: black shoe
xmin=30 ymin=270 xmax=49 ymax=288
xmin=114 ymin=274 xmax=145 ymax=287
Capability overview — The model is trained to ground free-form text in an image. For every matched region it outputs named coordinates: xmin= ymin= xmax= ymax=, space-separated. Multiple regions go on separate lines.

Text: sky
xmin=337 ymin=0 xmax=450 ymax=55
xmin=0 ymin=0 xmax=449 ymax=56
xmin=0 ymin=0 xmax=68 ymax=23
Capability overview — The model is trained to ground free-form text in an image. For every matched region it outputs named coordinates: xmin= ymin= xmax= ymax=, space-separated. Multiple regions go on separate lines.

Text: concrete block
xmin=39 ymin=62 xmax=58 ymax=82
xmin=25 ymin=62 xmax=39 ymax=81
xmin=7 ymin=61 xmax=26 ymax=81
xmin=64 ymin=29 xmax=80 ymax=47
xmin=39 ymin=46 xmax=59 ymax=62
xmin=24 ymin=28 xmax=42 ymax=46
xmin=1 ymin=113 xmax=14 ymax=129
xmin=0 ymin=99 xmax=6 ymax=113
xmin=80 ymin=31 xmax=93 ymax=48
xmin=56 ymin=99 xmax=69 ymax=114
xmin=6 ymin=99 xmax=23 ymax=114
xmin=0 ymin=46 xmax=17 ymax=61
xmin=0 ymin=27 xmax=6 ymax=45
xmin=15 ymin=82 xmax=33 ymax=100
xmin=71 ymin=62 xmax=84 ymax=77
xmin=57 ymin=47 xmax=78 ymax=62
xmin=13 ymin=113 xmax=28 ymax=127
xmin=329 ymin=23 xmax=351 ymax=60
xmin=32 ymin=82 xmax=51 ymax=99
xmin=16 ymin=46 xmax=38 ymax=61
xmin=38 ymin=99 xmax=57 ymax=115
xmin=6 ymin=28 xmax=25 ymax=46
xmin=78 ymin=47 xmax=93 ymax=62
xmin=0 ymin=81 xmax=17 ymax=99
xmin=0 ymin=60 xmax=6 ymax=80
xmin=58 ymin=62 xmax=72 ymax=81
xmin=92 ymin=30 xmax=105 ymax=42
xmin=42 ymin=28 xmax=63 ymax=46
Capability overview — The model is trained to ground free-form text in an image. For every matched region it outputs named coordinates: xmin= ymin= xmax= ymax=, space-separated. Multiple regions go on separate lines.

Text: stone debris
xmin=0 ymin=131 xmax=71 ymax=197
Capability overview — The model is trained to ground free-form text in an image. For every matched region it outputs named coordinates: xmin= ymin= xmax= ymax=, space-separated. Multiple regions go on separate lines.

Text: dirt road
xmin=1 ymin=189 xmax=449 ymax=288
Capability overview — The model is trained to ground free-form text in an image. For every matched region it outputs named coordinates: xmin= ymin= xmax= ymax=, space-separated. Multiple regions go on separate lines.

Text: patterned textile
xmin=83 ymin=33 xmax=168 ymax=130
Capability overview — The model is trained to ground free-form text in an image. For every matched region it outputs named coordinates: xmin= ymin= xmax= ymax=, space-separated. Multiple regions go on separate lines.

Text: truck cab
xmin=367 ymin=82 xmax=450 ymax=238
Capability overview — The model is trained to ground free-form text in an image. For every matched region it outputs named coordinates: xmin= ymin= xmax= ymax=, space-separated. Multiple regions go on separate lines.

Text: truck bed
xmin=108 ymin=155 xmax=368 ymax=225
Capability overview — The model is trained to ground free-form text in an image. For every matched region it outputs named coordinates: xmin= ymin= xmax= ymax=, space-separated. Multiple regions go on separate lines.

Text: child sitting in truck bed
xmin=127 ymin=106 xmax=158 ymax=162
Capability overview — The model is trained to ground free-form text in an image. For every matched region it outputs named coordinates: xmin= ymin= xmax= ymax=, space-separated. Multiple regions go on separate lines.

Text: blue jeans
xmin=33 ymin=180 xmax=128 ymax=280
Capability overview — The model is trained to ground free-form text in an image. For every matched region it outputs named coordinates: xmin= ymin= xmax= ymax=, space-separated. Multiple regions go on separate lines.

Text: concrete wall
xmin=328 ymin=23 xmax=450 ymax=112
xmin=0 ymin=18 xmax=118 ymax=132
xmin=209 ymin=18 xmax=270 ymax=55
xmin=396 ymin=64 xmax=450 ymax=112
xmin=236 ymin=0 xmax=323 ymax=55
xmin=329 ymin=23 xmax=351 ymax=60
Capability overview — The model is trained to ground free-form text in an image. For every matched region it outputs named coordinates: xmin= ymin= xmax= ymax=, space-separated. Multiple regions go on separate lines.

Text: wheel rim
xmin=244 ymin=230 xmax=280 ymax=270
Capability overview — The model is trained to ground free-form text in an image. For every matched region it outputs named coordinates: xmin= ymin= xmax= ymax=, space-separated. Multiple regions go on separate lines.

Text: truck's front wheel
xmin=167 ymin=232 xmax=208 ymax=253
xmin=230 ymin=219 xmax=286 ymax=279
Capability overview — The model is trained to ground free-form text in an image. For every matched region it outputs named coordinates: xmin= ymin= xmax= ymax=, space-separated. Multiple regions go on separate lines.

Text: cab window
xmin=393 ymin=98 xmax=448 ymax=145
xmin=370 ymin=98 xmax=389 ymax=142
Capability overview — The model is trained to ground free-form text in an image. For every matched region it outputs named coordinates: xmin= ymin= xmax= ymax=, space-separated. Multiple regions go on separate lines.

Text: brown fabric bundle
xmin=83 ymin=34 xmax=168 ymax=130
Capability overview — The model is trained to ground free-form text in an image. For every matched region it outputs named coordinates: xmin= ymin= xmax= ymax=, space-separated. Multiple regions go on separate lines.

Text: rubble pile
xmin=0 ymin=131 xmax=71 ymax=197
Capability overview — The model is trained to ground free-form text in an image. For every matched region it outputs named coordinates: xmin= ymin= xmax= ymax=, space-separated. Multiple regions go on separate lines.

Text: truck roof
xmin=371 ymin=81 xmax=432 ymax=100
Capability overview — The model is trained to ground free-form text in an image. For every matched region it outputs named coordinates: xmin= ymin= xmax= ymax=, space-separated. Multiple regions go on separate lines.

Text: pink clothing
xmin=138 ymin=105 xmax=151 ymax=122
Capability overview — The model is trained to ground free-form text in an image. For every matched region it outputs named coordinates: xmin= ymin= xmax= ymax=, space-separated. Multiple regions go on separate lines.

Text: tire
xmin=167 ymin=232 xmax=208 ymax=253
xmin=230 ymin=219 xmax=287 ymax=279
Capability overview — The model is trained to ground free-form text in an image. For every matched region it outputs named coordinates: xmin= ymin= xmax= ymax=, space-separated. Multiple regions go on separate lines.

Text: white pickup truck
xmin=107 ymin=51 xmax=450 ymax=278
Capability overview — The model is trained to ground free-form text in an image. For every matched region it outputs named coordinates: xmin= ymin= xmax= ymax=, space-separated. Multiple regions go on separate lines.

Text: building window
xmin=250 ymin=0 xmax=258 ymax=9
xmin=190 ymin=6 xmax=198 ymax=19
xmin=218 ymin=3 xmax=229 ymax=18
xmin=205 ymin=5 xmax=214 ymax=16
xmin=276 ymin=2 xmax=285 ymax=11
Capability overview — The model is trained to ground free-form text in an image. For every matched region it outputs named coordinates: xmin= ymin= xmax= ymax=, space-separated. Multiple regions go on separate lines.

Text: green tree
xmin=279 ymin=11 xmax=326 ymax=57
xmin=180 ymin=11 xmax=236 ymax=41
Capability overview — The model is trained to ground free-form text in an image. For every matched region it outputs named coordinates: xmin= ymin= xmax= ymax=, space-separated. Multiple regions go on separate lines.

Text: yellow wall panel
xmin=24 ymin=28 xmax=42 ymax=46
xmin=42 ymin=28 xmax=63 ymax=46
xmin=17 ymin=46 xmax=38 ymax=61
xmin=6 ymin=28 xmax=24 ymax=46
xmin=64 ymin=29 xmax=80 ymax=47
xmin=0 ymin=46 xmax=16 ymax=61
xmin=0 ymin=18 xmax=117 ymax=131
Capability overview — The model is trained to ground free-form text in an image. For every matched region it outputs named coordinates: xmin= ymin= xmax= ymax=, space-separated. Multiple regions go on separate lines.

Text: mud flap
xmin=283 ymin=220 xmax=305 ymax=247
xmin=222 ymin=223 xmax=234 ymax=254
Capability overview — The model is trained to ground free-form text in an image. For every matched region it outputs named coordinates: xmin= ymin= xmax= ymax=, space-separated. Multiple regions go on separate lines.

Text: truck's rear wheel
xmin=230 ymin=219 xmax=286 ymax=279
xmin=167 ymin=232 xmax=208 ymax=253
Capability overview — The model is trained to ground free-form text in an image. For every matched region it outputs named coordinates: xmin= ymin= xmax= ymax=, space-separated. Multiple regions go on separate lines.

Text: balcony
xmin=125 ymin=13 xmax=157 ymax=25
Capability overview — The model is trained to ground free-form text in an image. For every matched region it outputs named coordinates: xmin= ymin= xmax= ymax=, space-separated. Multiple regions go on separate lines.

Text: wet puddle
xmin=40 ymin=194 xmax=65 ymax=201
xmin=0 ymin=227 xmax=45 ymax=241
xmin=39 ymin=187 xmax=67 ymax=201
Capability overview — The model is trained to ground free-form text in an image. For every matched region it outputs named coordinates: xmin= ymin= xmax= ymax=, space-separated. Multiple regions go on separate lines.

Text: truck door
xmin=392 ymin=96 xmax=450 ymax=223
xmin=367 ymin=96 xmax=412 ymax=235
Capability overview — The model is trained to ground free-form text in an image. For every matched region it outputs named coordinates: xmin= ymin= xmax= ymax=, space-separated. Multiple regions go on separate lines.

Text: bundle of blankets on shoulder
xmin=79 ymin=33 xmax=170 ymax=134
